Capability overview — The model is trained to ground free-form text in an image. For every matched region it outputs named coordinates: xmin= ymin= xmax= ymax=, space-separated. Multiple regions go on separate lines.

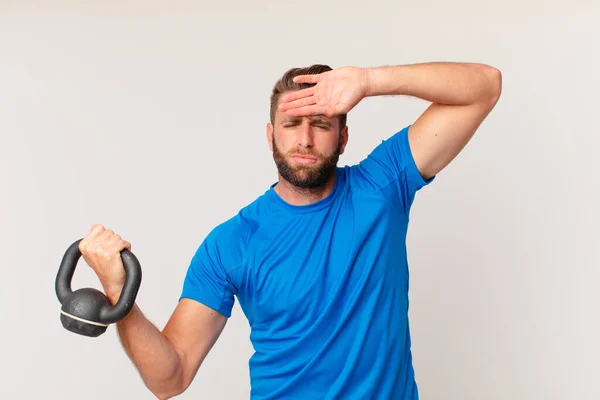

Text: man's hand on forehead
xmin=278 ymin=66 xmax=368 ymax=118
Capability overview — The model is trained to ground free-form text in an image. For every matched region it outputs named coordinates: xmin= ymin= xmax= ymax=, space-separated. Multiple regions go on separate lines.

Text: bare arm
xmin=107 ymin=294 xmax=227 ymax=399
xmin=365 ymin=62 xmax=503 ymax=180
xmin=78 ymin=224 xmax=227 ymax=399
xmin=277 ymin=62 xmax=501 ymax=181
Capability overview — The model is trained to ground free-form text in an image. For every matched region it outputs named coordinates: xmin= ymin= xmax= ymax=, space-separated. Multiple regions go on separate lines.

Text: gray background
xmin=1 ymin=1 xmax=598 ymax=399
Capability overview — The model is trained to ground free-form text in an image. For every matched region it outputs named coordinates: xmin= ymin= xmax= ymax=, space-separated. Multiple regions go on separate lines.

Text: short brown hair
xmin=270 ymin=64 xmax=347 ymax=130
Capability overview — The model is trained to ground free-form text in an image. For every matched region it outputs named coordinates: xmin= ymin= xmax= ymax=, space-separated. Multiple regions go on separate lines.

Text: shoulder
xmin=345 ymin=125 xmax=430 ymax=187
xmin=198 ymin=191 xmax=268 ymax=269
xmin=210 ymin=191 xmax=268 ymax=243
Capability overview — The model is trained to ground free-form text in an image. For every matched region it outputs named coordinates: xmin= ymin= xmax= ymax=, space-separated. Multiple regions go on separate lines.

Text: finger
xmin=79 ymin=224 xmax=105 ymax=251
xmin=88 ymin=224 xmax=106 ymax=238
xmin=106 ymin=234 xmax=130 ymax=252
xmin=97 ymin=228 xmax=115 ymax=241
xmin=104 ymin=232 xmax=122 ymax=245
xmin=279 ymin=96 xmax=316 ymax=112
xmin=284 ymin=104 xmax=326 ymax=117
xmin=279 ymin=87 xmax=315 ymax=104
xmin=293 ymin=74 xmax=320 ymax=84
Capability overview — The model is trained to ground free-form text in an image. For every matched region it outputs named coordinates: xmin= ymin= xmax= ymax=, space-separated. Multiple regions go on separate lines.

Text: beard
xmin=272 ymin=135 xmax=341 ymax=189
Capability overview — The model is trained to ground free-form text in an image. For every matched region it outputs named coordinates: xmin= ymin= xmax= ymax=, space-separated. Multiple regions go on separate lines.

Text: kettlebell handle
xmin=55 ymin=238 xmax=142 ymax=325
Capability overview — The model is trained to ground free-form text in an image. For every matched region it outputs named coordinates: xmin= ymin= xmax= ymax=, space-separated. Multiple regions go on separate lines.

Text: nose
xmin=297 ymin=120 xmax=314 ymax=148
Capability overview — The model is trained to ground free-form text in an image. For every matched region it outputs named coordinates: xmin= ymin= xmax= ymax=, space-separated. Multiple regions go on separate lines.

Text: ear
xmin=339 ymin=125 xmax=349 ymax=155
xmin=266 ymin=123 xmax=274 ymax=152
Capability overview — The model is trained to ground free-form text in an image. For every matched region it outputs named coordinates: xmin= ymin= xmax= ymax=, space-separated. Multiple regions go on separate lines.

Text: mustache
xmin=288 ymin=149 xmax=321 ymax=158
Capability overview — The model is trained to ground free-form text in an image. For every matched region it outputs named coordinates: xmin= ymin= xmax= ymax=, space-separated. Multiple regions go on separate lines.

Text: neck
xmin=274 ymin=171 xmax=337 ymax=206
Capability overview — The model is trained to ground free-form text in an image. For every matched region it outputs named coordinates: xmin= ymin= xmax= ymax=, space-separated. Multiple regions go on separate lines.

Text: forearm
xmin=109 ymin=298 xmax=185 ymax=399
xmin=365 ymin=62 xmax=501 ymax=105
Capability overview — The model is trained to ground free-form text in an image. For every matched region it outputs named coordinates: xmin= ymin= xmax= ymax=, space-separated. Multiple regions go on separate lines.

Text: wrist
xmin=364 ymin=65 xmax=406 ymax=97
xmin=103 ymin=284 xmax=124 ymax=305
xmin=361 ymin=67 xmax=372 ymax=98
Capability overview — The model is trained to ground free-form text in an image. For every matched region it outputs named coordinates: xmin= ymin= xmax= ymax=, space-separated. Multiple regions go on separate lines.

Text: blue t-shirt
xmin=181 ymin=125 xmax=434 ymax=399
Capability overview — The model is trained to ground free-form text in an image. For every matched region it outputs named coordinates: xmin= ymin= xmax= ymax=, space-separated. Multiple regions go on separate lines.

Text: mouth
xmin=290 ymin=155 xmax=318 ymax=165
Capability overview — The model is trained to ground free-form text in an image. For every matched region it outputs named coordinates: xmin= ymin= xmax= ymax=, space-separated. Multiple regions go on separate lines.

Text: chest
xmin=234 ymin=190 xmax=408 ymax=329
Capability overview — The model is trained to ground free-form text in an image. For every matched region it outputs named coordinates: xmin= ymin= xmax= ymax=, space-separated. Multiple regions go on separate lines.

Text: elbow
xmin=154 ymin=392 xmax=183 ymax=400
xmin=149 ymin=368 xmax=196 ymax=399
xmin=481 ymin=64 xmax=502 ymax=103
xmin=151 ymin=382 xmax=186 ymax=400
xmin=146 ymin=367 xmax=188 ymax=399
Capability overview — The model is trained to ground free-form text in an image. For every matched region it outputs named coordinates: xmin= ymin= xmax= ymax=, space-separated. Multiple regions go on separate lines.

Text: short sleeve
xmin=179 ymin=231 xmax=237 ymax=318
xmin=355 ymin=125 xmax=435 ymax=213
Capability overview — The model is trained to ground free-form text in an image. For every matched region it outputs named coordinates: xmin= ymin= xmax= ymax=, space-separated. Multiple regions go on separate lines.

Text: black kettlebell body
xmin=55 ymin=239 xmax=142 ymax=337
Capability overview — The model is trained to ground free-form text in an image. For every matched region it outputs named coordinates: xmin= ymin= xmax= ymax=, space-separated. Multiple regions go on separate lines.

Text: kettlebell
xmin=55 ymin=238 xmax=142 ymax=337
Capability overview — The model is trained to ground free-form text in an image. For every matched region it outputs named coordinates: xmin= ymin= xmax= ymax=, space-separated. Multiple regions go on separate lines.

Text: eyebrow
xmin=281 ymin=117 xmax=333 ymax=126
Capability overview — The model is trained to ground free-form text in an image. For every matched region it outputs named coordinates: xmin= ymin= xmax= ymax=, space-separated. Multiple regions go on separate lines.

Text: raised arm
xmin=365 ymin=62 xmax=502 ymax=180
xmin=277 ymin=62 xmax=502 ymax=181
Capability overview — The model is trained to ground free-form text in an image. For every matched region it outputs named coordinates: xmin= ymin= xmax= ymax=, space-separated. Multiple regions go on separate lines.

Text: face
xmin=267 ymin=108 xmax=348 ymax=189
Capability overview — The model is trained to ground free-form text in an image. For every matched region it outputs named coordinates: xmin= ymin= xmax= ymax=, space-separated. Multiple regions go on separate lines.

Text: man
xmin=78 ymin=62 xmax=502 ymax=399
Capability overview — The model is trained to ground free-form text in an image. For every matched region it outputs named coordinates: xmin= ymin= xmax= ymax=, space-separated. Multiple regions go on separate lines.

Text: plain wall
xmin=1 ymin=1 xmax=598 ymax=399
